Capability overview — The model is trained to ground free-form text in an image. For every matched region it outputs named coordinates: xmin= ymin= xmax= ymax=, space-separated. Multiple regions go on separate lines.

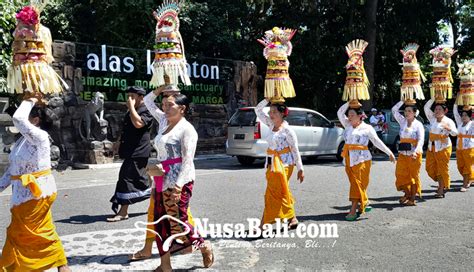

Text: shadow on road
xmin=57 ymin=212 xmax=147 ymax=225
xmin=66 ymin=254 xmax=205 ymax=270
xmin=298 ymin=212 xmax=354 ymax=222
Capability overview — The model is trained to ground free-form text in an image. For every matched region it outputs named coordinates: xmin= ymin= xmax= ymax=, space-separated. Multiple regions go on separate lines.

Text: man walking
xmin=108 ymin=86 xmax=153 ymax=222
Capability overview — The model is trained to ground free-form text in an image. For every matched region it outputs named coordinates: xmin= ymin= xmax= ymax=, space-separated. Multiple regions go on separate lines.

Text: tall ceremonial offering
xmin=456 ymin=59 xmax=474 ymax=111
xmin=6 ymin=0 xmax=67 ymax=99
xmin=150 ymin=0 xmax=191 ymax=89
xmin=343 ymin=39 xmax=370 ymax=109
xmin=257 ymin=27 xmax=297 ymax=103
xmin=429 ymin=46 xmax=456 ymax=104
xmin=400 ymin=43 xmax=426 ymax=105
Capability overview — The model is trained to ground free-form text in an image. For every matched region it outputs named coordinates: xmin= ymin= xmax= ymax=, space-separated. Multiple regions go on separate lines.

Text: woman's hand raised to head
xmin=153 ymin=85 xmax=167 ymax=96
xmin=28 ymin=97 xmax=39 ymax=104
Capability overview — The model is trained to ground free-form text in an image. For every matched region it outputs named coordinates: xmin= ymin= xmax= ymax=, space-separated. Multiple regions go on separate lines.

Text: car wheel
xmin=237 ymin=156 xmax=256 ymax=166
xmin=336 ymin=142 xmax=344 ymax=162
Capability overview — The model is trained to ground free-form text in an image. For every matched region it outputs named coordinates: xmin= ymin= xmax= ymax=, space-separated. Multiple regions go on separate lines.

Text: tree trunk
xmin=363 ymin=0 xmax=378 ymax=110
xmin=449 ymin=10 xmax=458 ymax=49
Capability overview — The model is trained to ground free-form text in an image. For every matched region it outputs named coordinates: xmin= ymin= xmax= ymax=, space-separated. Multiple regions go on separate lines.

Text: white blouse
xmin=144 ymin=92 xmax=197 ymax=190
xmin=337 ymin=102 xmax=394 ymax=167
xmin=255 ymin=99 xmax=303 ymax=172
xmin=0 ymin=101 xmax=57 ymax=207
xmin=453 ymin=104 xmax=474 ymax=150
xmin=424 ymin=99 xmax=458 ymax=152
xmin=391 ymin=101 xmax=425 ymax=156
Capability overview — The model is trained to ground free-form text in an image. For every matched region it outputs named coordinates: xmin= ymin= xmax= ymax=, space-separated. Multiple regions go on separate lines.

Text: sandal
xmin=201 ymin=241 xmax=214 ymax=268
xmin=399 ymin=196 xmax=408 ymax=204
xmin=129 ymin=250 xmax=152 ymax=262
xmin=404 ymin=200 xmax=416 ymax=206
xmin=434 ymin=193 xmax=445 ymax=198
xmin=288 ymin=218 xmax=299 ymax=230
xmin=345 ymin=213 xmax=358 ymax=221
xmin=460 ymin=187 xmax=468 ymax=192
xmin=106 ymin=214 xmax=129 ymax=222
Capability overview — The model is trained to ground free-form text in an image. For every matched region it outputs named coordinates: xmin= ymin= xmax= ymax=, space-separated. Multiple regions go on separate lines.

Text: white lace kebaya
xmin=144 ymin=92 xmax=197 ymax=190
xmin=255 ymin=99 xmax=303 ymax=172
xmin=424 ymin=98 xmax=458 ymax=152
xmin=391 ymin=101 xmax=425 ymax=156
xmin=0 ymin=101 xmax=57 ymax=207
xmin=337 ymin=102 xmax=394 ymax=167
xmin=453 ymin=104 xmax=474 ymax=150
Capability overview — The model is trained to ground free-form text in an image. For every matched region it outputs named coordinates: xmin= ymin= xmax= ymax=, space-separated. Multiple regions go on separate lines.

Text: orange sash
xmin=429 ymin=132 xmax=449 ymax=145
xmin=267 ymin=147 xmax=292 ymax=204
xmin=400 ymin=138 xmax=418 ymax=146
xmin=458 ymin=133 xmax=474 ymax=149
xmin=11 ymin=169 xmax=52 ymax=198
xmin=342 ymin=144 xmax=369 ymax=165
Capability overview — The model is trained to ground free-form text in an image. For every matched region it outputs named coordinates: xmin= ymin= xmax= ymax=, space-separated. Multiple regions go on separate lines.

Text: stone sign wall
xmin=0 ymin=41 xmax=258 ymax=166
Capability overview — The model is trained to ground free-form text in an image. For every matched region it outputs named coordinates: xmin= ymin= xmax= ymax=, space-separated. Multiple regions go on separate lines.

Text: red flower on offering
xmin=284 ymin=108 xmax=289 ymax=116
xmin=16 ymin=6 xmax=39 ymax=25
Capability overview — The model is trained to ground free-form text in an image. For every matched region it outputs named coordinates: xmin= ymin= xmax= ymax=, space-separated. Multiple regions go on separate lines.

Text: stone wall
xmin=48 ymin=41 xmax=259 ymax=162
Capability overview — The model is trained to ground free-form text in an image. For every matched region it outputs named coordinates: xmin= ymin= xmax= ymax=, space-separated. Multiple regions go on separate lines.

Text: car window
xmin=286 ymin=111 xmax=309 ymax=126
xmin=416 ymin=116 xmax=425 ymax=124
xmin=229 ymin=109 xmax=256 ymax=127
xmin=308 ymin=112 xmax=330 ymax=127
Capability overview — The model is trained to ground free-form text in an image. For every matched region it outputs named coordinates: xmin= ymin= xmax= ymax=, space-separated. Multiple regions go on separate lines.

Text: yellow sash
xmin=400 ymin=138 xmax=418 ymax=146
xmin=342 ymin=144 xmax=369 ymax=165
xmin=11 ymin=169 xmax=52 ymax=198
xmin=458 ymin=133 xmax=474 ymax=149
xmin=267 ymin=147 xmax=292 ymax=204
xmin=429 ymin=132 xmax=448 ymax=145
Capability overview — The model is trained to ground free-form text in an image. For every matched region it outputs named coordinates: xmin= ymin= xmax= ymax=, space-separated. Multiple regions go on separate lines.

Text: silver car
xmin=377 ymin=109 xmax=430 ymax=151
xmin=226 ymin=106 xmax=345 ymax=165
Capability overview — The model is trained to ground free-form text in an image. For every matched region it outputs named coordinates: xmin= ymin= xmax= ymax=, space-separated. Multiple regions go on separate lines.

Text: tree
xmin=0 ymin=0 xmax=22 ymax=92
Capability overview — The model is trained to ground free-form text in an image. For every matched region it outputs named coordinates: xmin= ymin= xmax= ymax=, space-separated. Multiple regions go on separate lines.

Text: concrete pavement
xmin=0 ymin=155 xmax=473 ymax=271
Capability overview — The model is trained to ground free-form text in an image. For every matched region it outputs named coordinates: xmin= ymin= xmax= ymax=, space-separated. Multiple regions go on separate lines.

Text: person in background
xmin=453 ymin=103 xmax=473 ymax=192
xmin=370 ymin=108 xmax=384 ymax=139
xmin=392 ymin=101 xmax=425 ymax=206
xmin=424 ymin=98 xmax=458 ymax=198
xmin=254 ymin=98 xmax=305 ymax=229
xmin=108 ymin=86 xmax=154 ymax=222
xmin=338 ymin=102 xmax=396 ymax=221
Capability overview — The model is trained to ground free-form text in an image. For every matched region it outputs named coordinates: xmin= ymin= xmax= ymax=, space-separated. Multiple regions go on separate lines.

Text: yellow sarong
xmin=426 ymin=145 xmax=452 ymax=189
xmin=0 ymin=193 xmax=67 ymax=271
xmin=342 ymin=144 xmax=371 ymax=214
xmin=456 ymin=148 xmax=474 ymax=180
xmin=262 ymin=147 xmax=295 ymax=224
xmin=395 ymin=153 xmax=422 ymax=197
xmin=345 ymin=160 xmax=372 ymax=214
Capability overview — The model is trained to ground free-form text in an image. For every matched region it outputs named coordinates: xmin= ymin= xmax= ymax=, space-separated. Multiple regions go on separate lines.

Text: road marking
xmin=58 ymin=228 xmax=259 ymax=271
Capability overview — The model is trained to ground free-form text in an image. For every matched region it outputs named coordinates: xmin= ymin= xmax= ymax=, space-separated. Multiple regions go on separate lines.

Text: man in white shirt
xmin=369 ymin=108 xmax=384 ymax=139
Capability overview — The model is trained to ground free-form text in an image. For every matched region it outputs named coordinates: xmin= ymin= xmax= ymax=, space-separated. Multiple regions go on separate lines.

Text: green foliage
xmin=1 ymin=0 xmax=472 ymax=116
xmin=0 ymin=0 xmax=22 ymax=92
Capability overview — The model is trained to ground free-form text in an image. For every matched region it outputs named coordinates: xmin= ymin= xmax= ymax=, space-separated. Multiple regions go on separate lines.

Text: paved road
xmin=0 ymin=155 xmax=473 ymax=271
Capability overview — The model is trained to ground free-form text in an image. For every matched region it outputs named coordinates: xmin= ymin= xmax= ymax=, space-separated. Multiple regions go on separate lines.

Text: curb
xmin=77 ymin=154 xmax=231 ymax=170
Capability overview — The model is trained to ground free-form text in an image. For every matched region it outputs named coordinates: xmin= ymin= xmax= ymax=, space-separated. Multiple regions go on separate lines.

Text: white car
xmin=226 ymin=106 xmax=345 ymax=165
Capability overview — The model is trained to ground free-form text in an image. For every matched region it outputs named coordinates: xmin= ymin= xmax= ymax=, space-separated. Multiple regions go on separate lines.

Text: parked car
xmin=374 ymin=109 xmax=431 ymax=151
xmin=226 ymin=106 xmax=345 ymax=166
